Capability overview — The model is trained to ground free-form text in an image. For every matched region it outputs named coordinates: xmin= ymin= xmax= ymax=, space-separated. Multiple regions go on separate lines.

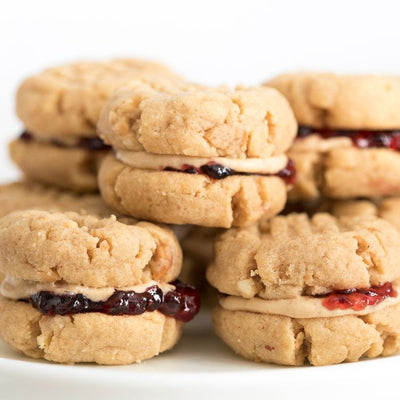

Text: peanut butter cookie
xmin=98 ymin=83 xmax=297 ymax=227
xmin=0 ymin=210 xmax=200 ymax=364
xmin=208 ymin=213 xmax=400 ymax=365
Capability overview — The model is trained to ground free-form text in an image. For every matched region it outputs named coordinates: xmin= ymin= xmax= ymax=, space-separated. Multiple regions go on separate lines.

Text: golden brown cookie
xmin=9 ymin=140 xmax=104 ymax=193
xmin=326 ymin=197 xmax=400 ymax=231
xmin=267 ymin=73 xmax=400 ymax=129
xmin=12 ymin=59 xmax=183 ymax=192
xmin=0 ymin=181 xmax=112 ymax=218
xmin=99 ymin=83 xmax=297 ymax=158
xmin=288 ymin=143 xmax=400 ymax=201
xmin=0 ymin=298 xmax=181 ymax=364
xmin=207 ymin=213 xmax=400 ymax=365
xmin=98 ymin=83 xmax=297 ymax=227
xmin=0 ymin=210 xmax=181 ymax=286
xmin=17 ymin=59 xmax=182 ymax=138
xmin=213 ymin=304 xmax=400 ymax=366
xmin=267 ymin=72 xmax=400 ymax=200
xmin=0 ymin=210 xmax=200 ymax=364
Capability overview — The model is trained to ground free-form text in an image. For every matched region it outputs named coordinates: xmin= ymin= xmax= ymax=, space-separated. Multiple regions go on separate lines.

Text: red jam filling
xmin=298 ymin=126 xmax=400 ymax=150
xmin=320 ymin=282 xmax=397 ymax=311
xmin=19 ymin=131 xmax=111 ymax=151
xmin=163 ymin=159 xmax=297 ymax=185
xmin=29 ymin=280 xmax=200 ymax=323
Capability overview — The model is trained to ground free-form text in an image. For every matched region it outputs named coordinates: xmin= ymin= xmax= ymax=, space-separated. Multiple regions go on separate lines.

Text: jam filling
xmin=163 ymin=159 xmax=296 ymax=185
xmin=298 ymin=126 xmax=400 ymax=150
xmin=318 ymin=282 xmax=397 ymax=311
xmin=29 ymin=281 xmax=200 ymax=323
xmin=19 ymin=131 xmax=111 ymax=151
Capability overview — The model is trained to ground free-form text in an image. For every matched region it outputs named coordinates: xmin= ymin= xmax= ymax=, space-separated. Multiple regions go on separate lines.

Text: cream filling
xmin=219 ymin=284 xmax=400 ymax=318
xmin=0 ymin=276 xmax=174 ymax=302
xmin=291 ymin=134 xmax=353 ymax=153
xmin=116 ymin=150 xmax=288 ymax=174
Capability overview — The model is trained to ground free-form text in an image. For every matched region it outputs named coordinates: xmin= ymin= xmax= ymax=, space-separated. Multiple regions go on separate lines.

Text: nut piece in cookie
xmin=207 ymin=213 xmax=400 ymax=366
xmin=11 ymin=59 xmax=183 ymax=192
xmin=98 ymin=83 xmax=297 ymax=227
xmin=266 ymin=73 xmax=400 ymax=200
xmin=0 ymin=210 xmax=200 ymax=365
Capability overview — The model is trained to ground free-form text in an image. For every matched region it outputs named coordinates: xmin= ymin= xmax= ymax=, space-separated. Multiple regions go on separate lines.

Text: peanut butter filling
xmin=291 ymin=134 xmax=352 ymax=153
xmin=116 ymin=150 xmax=288 ymax=174
xmin=0 ymin=276 xmax=174 ymax=302
xmin=219 ymin=282 xmax=400 ymax=318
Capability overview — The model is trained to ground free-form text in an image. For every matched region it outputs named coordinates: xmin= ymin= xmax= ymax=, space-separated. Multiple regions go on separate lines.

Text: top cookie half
xmin=16 ymin=59 xmax=183 ymax=139
xmin=98 ymin=82 xmax=297 ymax=158
xmin=266 ymin=72 xmax=400 ymax=130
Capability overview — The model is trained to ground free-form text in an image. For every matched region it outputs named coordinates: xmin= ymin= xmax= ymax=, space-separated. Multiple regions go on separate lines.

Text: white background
xmin=2 ymin=0 xmax=400 ymax=181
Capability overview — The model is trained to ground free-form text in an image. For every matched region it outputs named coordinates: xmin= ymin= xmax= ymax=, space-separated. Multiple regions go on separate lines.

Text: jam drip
xmin=19 ymin=131 xmax=111 ymax=151
xmin=320 ymin=282 xmax=397 ymax=311
xmin=30 ymin=281 xmax=200 ymax=323
xmin=164 ymin=159 xmax=296 ymax=185
xmin=298 ymin=126 xmax=400 ymax=150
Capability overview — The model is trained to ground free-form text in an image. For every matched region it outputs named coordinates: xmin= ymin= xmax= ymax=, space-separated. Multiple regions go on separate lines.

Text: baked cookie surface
xmin=213 ymin=304 xmax=400 ymax=366
xmin=267 ymin=73 xmax=400 ymax=200
xmin=267 ymin=72 xmax=400 ymax=129
xmin=207 ymin=213 xmax=400 ymax=298
xmin=99 ymin=83 xmax=297 ymax=158
xmin=17 ymin=59 xmax=182 ymax=138
xmin=0 ymin=298 xmax=181 ymax=364
xmin=326 ymin=197 xmax=400 ymax=231
xmin=288 ymin=139 xmax=400 ymax=201
xmin=0 ymin=181 xmax=112 ymax=218
xmin=9 ymin=139 xmax=106 ymax=193
xmin=0 ymin=210 xmax=181 ymax=286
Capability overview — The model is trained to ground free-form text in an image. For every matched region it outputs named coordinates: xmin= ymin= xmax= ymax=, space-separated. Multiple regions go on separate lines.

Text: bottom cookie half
xmin=213 ymin=304 xmax=400 ymax=366
xmin=10 ymin=139 xmax=107 ymax=193
xmin=98 ymin=154 xmax=287 ymax=228
xmin=0 ymin=298 xmax=182 ymax=365
xmin=289 ymin=147 xmax=400 ymax=201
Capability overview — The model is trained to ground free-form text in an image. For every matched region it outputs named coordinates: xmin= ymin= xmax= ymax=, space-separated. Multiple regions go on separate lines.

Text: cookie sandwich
xmin=0 ymin=210 xmax=200 ymax=364
xmin=10 ymin=59 xmax=182 ymax=192
xmin=267 ymin=73 xmax=400 ymax=201
xmin=98 ymin=83 xmax=297 ymax=227
xmin=207 ymin=213 xmax=400 ymax=366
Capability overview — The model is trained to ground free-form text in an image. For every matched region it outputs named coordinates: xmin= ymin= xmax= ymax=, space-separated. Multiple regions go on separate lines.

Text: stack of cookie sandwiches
xmin=95 ymin=81 xmax=298 ymax=298
xmin=0 ymin=59 xmax=203 ymax=365
xmin=204 ymin=72 xmax=400 ymax=367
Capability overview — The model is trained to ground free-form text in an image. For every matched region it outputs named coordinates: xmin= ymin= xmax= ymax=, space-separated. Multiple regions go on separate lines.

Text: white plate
xmin=0 ymin=310 xmax=399 ymax=400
